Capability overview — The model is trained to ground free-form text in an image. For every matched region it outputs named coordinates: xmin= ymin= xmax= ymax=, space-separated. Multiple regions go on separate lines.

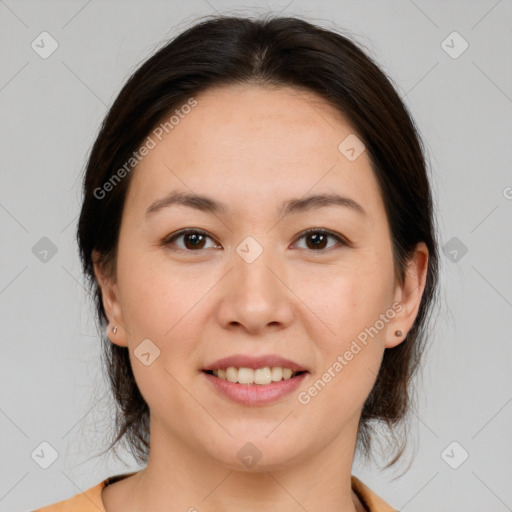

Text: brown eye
xmin=163 ymin=228 xmax=349 ymax=254
xmin=294 ymin=229 xmax=348 ymax=253
xmin=164 ymin=229 xmax=218 ymax=251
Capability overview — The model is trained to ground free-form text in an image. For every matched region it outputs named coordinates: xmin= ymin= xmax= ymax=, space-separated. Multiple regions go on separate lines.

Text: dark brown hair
xmin=77 ymin=13 xmax=440 ymax=471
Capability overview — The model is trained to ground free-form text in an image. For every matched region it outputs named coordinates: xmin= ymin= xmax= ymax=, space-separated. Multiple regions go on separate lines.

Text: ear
xmin=92 ymin=249 xmax=128 ymax=347
xmin=385 ymin=242 xmax=429 ymax=349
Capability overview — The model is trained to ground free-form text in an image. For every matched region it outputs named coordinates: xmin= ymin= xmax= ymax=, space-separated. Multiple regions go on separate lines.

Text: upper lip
xmin=203 ymin=354 xmax=308 ymax=372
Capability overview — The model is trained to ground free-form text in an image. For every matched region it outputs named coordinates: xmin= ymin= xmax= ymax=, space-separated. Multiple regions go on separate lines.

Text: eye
xmin=163 ymin=228 xmax=351 ymax=254
xmin=292 ymin=228 xmax=349 ymax=253
xmin=163 ymin=229 xmax=220 ymax=252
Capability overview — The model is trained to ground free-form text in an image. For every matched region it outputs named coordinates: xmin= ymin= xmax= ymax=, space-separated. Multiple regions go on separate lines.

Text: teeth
xmin=212 ymin=366 xmax=300 ymax=385
xmin=271 ymin=367 xmax=282 ymax=381
xmin=282 ymin=368 xmax=293 ymax=379
xmin=225 ymin=367 xmax=238 ymax=383
xmin=254 ymin=367 xmax=272 ymax=385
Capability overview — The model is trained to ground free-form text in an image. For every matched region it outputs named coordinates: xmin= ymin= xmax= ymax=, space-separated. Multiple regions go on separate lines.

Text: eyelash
xmin=163 ymin=228 xmax=351 ymax=254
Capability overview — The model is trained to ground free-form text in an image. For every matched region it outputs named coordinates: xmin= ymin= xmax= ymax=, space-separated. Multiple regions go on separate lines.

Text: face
xmin=94 ymin=83 xmax=428 ymax=471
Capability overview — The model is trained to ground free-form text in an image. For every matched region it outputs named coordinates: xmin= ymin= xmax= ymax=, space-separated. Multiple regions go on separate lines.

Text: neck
xmin=117 ymin=415 xmax=363 ymax=512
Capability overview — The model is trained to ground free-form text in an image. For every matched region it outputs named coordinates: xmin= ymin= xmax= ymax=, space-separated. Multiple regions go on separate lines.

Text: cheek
xmin=116 ymin=251 xmax=203 ymax=413
xmin=116 ymin=247 xmax=212 ymax=401
xmin=297 ymin=259 xmax=392 ymax=397
xmin=295 ymin=272 xmax=389 ymax=421
xmin=116 ymin=244 xmax=200 ymax=339
xmin=299 ymin=261 xmax=391 ymax=342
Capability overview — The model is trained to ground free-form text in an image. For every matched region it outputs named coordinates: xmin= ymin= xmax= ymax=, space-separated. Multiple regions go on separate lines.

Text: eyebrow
xmin=145 ymin=191 xmax=366 ymax=219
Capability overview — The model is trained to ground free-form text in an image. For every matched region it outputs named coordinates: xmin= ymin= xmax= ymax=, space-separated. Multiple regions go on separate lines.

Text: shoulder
xmin=31 ymin=472 xmax=137 ymax=512
xmin=31 ymin=481 xmax=106 ymax=512
xmin=351 ymin=475 xmax=398 ymax=512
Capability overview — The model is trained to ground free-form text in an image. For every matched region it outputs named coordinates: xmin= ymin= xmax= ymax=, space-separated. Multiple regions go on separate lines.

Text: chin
xmin=201 ymin=431 xmax=308 ymax=473
xmin=217 ymin=451 xmax=303 ymax=473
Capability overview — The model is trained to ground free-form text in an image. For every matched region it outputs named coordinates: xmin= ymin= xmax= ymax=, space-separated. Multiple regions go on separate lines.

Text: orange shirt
xmin=33 ymin=472 xmax=397 ymax=511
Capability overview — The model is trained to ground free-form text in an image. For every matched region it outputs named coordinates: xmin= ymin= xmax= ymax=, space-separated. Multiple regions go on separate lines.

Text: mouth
xmin=202 ymin=367 xmax=308 ymax=386
xmin=201 ymin=355 xmax=309 ymax=405
xmin=202 ymin=367 xmax=309 ymax=406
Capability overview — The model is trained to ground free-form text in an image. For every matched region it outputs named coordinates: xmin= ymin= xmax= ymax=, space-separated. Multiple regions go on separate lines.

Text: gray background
xmin=1 ymin=0 xmax=511 ymax=510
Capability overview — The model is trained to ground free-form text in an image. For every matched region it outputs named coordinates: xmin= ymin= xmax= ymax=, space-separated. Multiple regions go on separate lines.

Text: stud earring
xmin=112 ymin=326 xmax=117 ymax=334
xmin=395 ymin=330 xmax=403 ymax=337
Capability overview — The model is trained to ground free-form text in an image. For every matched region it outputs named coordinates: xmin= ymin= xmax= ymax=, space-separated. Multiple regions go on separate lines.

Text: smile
xmin=202 ymin=369 xmax=308 ymax=406
xmin=205 ymin=366 xmax=305 ymax=385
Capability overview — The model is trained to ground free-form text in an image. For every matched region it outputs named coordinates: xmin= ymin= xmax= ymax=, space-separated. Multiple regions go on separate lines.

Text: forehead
xmin=125 ymin=84 xmax=383 ymax=223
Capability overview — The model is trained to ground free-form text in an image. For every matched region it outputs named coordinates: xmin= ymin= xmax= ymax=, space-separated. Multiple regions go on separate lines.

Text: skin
xmin=94 ymin=83 xmax=428 ymax=512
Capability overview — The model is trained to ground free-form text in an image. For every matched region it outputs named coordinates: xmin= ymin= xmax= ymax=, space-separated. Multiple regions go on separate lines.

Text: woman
xmin=34 ymin=13 xmax=438 ymax=512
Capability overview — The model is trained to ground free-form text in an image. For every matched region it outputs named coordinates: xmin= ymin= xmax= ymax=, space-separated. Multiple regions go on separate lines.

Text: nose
xmin=215 ymin=245 xmax=295 ymax=335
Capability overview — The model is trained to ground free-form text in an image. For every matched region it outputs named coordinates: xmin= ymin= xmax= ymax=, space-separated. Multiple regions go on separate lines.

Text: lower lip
xmin=202 ymin=371 xmax=308 ymax=406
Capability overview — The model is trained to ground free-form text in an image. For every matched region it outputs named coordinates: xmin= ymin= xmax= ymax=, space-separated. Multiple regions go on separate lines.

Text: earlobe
xmin=106 ymin=323 xmax=128 ymax=348
xmin=92 ymin=250 xmax=128 ymax=347
xmin=385 ymin=327 xmax=406 ymax=350
xmin=385 ymin=242 xmax=429 ymax=349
